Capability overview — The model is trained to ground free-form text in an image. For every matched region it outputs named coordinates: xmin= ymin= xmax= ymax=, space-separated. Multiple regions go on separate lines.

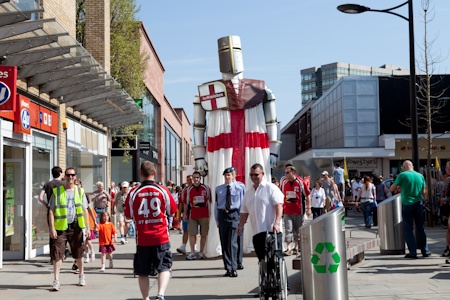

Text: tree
xmin=416 ymin=0 xmax=449 ymax=225
xmin=76 ymin=0 xmax=149 ymax=161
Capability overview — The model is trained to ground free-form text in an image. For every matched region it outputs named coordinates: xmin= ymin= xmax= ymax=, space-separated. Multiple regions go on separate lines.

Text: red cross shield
xmin=198 ymin=81 xmax=228 ymax=111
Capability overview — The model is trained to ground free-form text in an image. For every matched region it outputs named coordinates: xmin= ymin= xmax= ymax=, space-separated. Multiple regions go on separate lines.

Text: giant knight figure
xmin=193 ymin=36 xmax=282 ymax=257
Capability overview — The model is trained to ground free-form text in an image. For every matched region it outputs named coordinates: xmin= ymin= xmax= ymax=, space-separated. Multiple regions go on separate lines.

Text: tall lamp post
xmin=337 ymin=1 xmax=419 ymax=171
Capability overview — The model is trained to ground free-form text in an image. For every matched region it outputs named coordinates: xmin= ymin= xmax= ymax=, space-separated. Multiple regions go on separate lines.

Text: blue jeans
xmin=361 ymin=202 xmax=373 ymax=227
xmin=402 ymin=201 xmax=428 ymax=256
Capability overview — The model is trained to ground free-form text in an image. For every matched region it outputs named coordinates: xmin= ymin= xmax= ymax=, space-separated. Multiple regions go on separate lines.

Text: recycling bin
xmin=378 ymin=194 xmax=405 ymax=255
xmin=300 ymin=207 xmax=348 ymax=300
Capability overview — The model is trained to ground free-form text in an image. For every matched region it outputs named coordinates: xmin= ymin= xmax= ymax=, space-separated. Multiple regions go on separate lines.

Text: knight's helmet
xmin=218 ymin=36 xmax=244 ymax=75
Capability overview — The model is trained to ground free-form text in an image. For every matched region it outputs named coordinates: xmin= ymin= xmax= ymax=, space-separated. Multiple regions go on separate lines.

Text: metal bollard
xmin=300 ymin=207 xmax=348 ymax=300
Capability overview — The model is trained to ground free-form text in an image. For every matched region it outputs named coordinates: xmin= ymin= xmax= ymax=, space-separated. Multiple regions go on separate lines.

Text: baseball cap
xmin=322 ymin=171 xmax=329 ymax=176
xmin=121 ymin=181 xmax=130 ymax=188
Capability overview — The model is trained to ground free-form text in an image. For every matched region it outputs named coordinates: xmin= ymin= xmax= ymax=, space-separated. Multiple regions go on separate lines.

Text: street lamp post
xmin=338 ymin=1 xmax=419 ymax=171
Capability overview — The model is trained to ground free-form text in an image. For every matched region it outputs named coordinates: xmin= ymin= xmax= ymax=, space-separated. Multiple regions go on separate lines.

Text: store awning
xmin=0 ymin=1 xmax=145 ymax=128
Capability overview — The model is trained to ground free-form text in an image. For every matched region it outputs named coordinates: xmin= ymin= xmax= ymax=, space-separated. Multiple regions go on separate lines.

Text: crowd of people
xmin=39 ymin=159 xmax=450 ymax=299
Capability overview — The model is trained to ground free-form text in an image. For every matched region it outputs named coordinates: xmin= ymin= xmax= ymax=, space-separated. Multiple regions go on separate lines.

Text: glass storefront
xmin=141 ymin=90 xmax=158 ymax=145
xmin=164 ymin=122 xmax=181 ymax=185
xmin=31 ymin=131 xmax=55 ymax=250
xmin=67 ymin=147 xmax=106 ymax=193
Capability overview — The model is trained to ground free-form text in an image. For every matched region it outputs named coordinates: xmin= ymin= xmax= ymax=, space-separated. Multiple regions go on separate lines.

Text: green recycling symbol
xmin=310 ymin=242 xmax=341 ymax=274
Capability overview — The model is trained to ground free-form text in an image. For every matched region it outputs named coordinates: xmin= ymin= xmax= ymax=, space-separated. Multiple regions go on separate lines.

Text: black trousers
xmin=218 ymin=210 xmax=239 ymax=272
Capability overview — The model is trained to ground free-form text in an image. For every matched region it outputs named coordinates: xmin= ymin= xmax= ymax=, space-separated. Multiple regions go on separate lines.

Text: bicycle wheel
xmin=277 ymin=258 xmax=288 ymax=300
xmin=259 ymin=260 xmax=269 ymax=300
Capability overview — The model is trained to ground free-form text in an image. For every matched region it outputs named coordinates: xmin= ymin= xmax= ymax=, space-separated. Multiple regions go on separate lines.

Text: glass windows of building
xmin=141 ymin=90 xmax=159 ymax=145
xmin=66 ymin=148 xmax=106 ymax=193
xmin=31 ymin=131 xmax=56 ymax=250
xmin=164 ymin=122 xmax=181 ymax=185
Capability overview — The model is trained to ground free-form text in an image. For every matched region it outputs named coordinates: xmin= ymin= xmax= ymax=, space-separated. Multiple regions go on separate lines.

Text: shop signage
xmin=14 ymin=94 xmax=31 ymax=135
xmin=346 ymin=158 xmax=377 ymax=169
xmin=0 ymin=65 xmax=17 ymax=111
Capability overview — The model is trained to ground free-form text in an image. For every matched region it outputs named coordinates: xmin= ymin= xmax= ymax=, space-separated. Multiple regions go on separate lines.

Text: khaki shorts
xmin=188 ymin=217 xmax=209 ymax=236
xmin=118 ymin=213 xmax=131 ymax=223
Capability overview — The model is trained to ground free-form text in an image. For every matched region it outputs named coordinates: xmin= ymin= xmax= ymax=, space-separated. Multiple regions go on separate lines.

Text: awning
xmin=0 ymin=0 xmax=145 ymax=128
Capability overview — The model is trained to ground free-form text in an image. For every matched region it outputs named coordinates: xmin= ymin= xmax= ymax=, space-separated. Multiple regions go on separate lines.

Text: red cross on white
xmin=198 ymin=82 xmax=228 ymax=111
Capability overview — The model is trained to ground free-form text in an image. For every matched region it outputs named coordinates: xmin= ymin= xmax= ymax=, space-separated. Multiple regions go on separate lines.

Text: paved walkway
xmin=1 ymin=210 xmax=450 ymax=299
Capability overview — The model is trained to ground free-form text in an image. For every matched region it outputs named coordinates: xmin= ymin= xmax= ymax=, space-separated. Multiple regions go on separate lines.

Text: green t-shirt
xmin=393 ymin=170 xmax=426 ymax=205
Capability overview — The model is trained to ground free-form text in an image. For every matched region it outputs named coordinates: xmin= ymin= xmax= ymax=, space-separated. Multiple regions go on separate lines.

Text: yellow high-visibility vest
xmin=53 ymin=185 xmax=86 ymax=230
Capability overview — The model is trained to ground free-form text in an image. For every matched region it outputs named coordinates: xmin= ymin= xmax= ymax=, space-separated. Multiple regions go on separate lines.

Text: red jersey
xmin=124 ymin=181 xmax=178 ymax=246
xmin=281 ymin=178 xmax=303 ymax=215
xmin=186 ymin=184 xmax=211 ymax=219
xmin=280 ymin=175 xmax=311 ymax=197
xmin=181 ymin=185 xmax=191 ymax=205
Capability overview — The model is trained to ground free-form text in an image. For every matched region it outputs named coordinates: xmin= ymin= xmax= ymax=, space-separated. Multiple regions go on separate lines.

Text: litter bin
xmin=300 ymin=207 xmax=348 ymax=300
xmin=378 ymin=194 xmax=404 ymax=255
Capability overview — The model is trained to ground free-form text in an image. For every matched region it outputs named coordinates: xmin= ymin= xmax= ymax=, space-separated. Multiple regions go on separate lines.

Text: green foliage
xmin=75 ymin=0 xmax=149 ymax=162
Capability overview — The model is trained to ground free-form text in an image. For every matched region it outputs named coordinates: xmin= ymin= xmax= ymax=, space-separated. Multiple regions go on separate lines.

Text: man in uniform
xmin=124 ymin=161 xmax=177 ymax=300
xmin=215 ymin=167 xmax=245 ymax=277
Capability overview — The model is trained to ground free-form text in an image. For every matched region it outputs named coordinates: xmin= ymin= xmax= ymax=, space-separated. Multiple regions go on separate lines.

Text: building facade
xmin=110 ymin=24 xmax=192 ymax=186
xmin=0 ymin=0 xmax=145 ymax=267
xmin=281 ymin=75 xmax=450 ymax=182
xmin=301 ymin=62 xmax=409 ymax=105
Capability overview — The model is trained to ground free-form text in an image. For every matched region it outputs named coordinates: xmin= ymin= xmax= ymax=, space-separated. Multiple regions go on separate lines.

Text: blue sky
xmin=136 ymin=0 xmax=450 ymax=129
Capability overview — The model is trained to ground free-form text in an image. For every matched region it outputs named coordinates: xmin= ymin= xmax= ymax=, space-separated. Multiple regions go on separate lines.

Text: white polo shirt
xmin=241 ymin=179 xmax=284 ymax=234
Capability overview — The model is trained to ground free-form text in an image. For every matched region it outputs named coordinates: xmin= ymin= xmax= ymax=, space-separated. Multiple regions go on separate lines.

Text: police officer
xmin=215 ymin=167 xmax=245 ymax=277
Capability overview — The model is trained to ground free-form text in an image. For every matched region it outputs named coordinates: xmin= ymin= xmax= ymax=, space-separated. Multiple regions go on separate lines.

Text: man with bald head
xmin=390 ymin=160 xmax=428 ymax=259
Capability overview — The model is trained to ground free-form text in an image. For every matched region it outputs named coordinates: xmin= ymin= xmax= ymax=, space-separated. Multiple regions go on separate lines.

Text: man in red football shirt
xmin=281 ymin=166 xmax=311 ymax=255
xmin=124 ymin=161 xmax=177 ymax=300
xmin=183 ymin=171 xmax=211 ymax=260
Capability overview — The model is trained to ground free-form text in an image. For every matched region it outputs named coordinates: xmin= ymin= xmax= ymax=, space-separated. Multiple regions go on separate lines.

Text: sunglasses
xmin=285 ymin=171 xmax=291 ymax=174
xmin=249 ymin=173 xmax=261 ymax=177
xmin=65 ymin=173 xmax=76 ymax=177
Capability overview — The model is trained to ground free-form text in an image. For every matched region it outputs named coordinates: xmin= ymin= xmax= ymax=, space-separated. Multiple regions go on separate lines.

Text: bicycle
xmin=258 ymin=231 xmax=288 ymax=300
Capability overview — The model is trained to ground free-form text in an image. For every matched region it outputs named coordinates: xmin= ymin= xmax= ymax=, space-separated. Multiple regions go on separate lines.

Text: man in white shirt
xmin=352 ymin=177 xmax=363 ymax=200
xmin=237 ymin=163 xmax=284 ymax=260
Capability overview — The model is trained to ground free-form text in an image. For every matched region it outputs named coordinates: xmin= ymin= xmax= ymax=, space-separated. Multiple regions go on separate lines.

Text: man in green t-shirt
xmin=390 ymin=160 xmax=428 ymax=259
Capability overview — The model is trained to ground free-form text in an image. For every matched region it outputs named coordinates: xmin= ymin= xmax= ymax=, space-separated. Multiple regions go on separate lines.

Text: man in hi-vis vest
xmin=48 ymin=167 xmax=90 ymax=292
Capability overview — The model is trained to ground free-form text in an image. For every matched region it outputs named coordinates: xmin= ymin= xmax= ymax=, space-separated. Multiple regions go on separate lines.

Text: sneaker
xmin=442 ymin=248 xmax=450 ymax=257
xmin=155 ymin=295 xmax=165 ymax=300
xmin=186 ymin=252 xmax=197 ymax=260
xmin=78 ymin=275 xmax=86 ymax=286
xmin=121 ymin=238 xmax=126 ymax=245
xmin=198 ymin=252 xmax=206 ymax=259
xmin=72 ymin=263 xmax=79 ymax=273
xmin=176 ymin=245 xmax=186 ymax=254
xmin=109 ymin=260 xmax=114 ymax=269
xmin=84 ymin=257 xmax=90 ymax=263
xmin=100 ymin=267 xmax=105 ymax=272
xmin=51 ymin=280 xmax=60 ymax=291
xmin=124 ymin=239 xmax=129 ymax=244
xmin=91 ymin=254 xmax=95 ymax=262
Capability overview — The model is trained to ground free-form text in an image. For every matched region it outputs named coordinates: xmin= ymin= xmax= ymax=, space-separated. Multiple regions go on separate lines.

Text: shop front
xmin=66 ymin=119 xmax=108 ymax=194
xmin=0 ymin=93 xmax=58 ymax=267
